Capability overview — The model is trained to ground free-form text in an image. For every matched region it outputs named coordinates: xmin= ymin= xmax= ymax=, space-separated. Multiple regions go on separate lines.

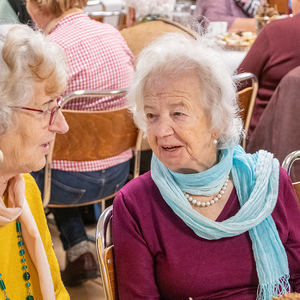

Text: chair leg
xmin=101 ymin=200 xmax=106 ymax=214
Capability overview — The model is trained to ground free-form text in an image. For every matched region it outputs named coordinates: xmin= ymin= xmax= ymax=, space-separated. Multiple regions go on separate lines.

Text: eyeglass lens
xmin=49 ymin=105 xmax=61 ymax=125
xmin=49 ymin=97 xmax=62 ymax=125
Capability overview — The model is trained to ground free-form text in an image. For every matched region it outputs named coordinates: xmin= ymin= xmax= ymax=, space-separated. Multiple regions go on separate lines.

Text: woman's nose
xmin=154 ymin=117 xmax=174 ymax=137
xmin=49 ymin=110 xmax=69 ymax=134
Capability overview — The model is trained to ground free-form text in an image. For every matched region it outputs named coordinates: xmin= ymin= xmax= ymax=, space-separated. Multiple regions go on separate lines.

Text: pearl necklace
xmin=184 ymin=176 xmax=229 ymax=207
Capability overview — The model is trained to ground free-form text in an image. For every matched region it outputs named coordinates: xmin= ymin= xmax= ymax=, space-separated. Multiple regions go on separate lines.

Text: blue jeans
xmin=32 ymin=160 xmax=130 ymax=250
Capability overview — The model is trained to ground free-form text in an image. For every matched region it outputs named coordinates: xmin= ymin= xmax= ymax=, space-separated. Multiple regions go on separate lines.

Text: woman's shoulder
xmin=263 ymin=14 xmax=300 ymax=35
xmin=22 ymin=173 xmax=44 ymax=215
xmin=120 ymin=171 xmax=156 ymax=194
xmin=279 ymin=166 xmax=294 ymax=189
xmin=274 ymin=166 xmax=299 ymax=214
xmin=115 ymin=171 xmax=162 ymax=207
xmin=23 ymin=173 xmax=42 ymax=197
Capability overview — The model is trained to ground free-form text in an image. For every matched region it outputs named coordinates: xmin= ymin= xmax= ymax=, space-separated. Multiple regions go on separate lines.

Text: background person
xmin=112 ymin=32 xmax=300 ymax=300
xmin=194 ymin=0 xmax=263 ymax=32
xmin=238 ymin=0 xmax=300 ymax=139
xmin=0 ymin=23 xmax=69 ymax=299
xmin=26 ymin=0 xmax=135 ymax=287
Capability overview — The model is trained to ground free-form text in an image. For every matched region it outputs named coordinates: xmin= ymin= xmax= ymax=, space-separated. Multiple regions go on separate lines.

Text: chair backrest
xmin=233 ymin=72 xmax=258 ymax=149
xmin=96 ymin=205 xmax=118 ymax=300
xmin=120 ymin=18 xmax=198 ymax=58
xmin=43 ymin=89 xmax=143 ymax=208
xmin=282 ymin=150 xmax=300 ymax=204
xmin=267 ymin=0 xmax=289 ymax=14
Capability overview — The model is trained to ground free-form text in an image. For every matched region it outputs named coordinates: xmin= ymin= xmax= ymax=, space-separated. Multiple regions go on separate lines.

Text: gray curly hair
xmin=128 ymin=32 xmax=243 ymax=149
xmin=0 ymin=23 xmax=68 ymax=135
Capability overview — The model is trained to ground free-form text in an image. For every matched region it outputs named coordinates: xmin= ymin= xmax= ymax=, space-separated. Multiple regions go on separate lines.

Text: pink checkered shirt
xmin=49 ymin=12 xmax=135 ymax=172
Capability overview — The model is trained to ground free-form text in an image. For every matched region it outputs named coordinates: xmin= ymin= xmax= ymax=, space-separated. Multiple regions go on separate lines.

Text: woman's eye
xmin=174 ymin=112 xmax=183 ymax=116
xmin=146 ymin=113 xmax=155 ymax=119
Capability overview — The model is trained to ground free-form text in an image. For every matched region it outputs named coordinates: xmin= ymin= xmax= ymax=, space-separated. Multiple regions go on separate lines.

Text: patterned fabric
xmin=49 ymin=12 xmax=134 ymax=172
xmin=234 ymin=0 xmax=262 ymax=17
xmin=0 ymin=174 xmax=70 ymax=299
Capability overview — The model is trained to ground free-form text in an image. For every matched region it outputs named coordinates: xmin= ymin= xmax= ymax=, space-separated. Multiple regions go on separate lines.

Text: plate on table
xmin=216 ymin=31 xmax=257 ymax=51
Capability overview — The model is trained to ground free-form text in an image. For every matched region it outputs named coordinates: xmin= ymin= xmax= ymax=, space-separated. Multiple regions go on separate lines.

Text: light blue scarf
xmin=151 ymin=145 xmax=290 ymax=300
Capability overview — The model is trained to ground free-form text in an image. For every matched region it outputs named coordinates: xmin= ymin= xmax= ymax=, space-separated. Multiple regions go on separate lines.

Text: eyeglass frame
xmin=10 ymin=96 xmax=63 ymax=126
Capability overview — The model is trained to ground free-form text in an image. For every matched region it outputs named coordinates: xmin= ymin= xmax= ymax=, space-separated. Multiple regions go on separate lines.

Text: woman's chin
xmin=30 ymin=157 xmax=47 ymax=173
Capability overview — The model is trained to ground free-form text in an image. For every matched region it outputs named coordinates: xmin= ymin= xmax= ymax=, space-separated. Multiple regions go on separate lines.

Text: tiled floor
xmin=48 ymin=216 xmax=106 ymax=300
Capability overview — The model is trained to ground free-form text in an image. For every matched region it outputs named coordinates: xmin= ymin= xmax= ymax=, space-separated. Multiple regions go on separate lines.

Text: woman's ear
xmin=126 ymin=7 xmax=137 ymax=28
xmin=212 ymin=130 xmax=220 ymax=141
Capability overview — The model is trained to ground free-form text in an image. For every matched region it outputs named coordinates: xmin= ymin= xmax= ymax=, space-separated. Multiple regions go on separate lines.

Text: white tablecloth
xmin=222 ymin=50 xmax=248 ymax=74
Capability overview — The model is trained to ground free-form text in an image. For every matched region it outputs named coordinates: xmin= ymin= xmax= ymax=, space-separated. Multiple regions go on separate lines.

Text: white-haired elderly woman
xmin=112 ymin=32 xmax=300 ymax=300
xmin=125 ymin=0 xmax=176 ymax=27
xmin=0 ymin=24 xmax=69 ymax=299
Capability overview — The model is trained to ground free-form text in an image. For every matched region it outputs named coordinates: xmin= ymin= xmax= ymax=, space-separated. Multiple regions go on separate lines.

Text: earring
xmin=0 ymin=150 xmax=3 ymax=165
xmin=213 ymin=139 xmax=218 ymax=144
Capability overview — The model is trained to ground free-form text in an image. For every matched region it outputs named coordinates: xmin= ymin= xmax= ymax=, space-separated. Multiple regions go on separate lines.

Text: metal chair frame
xmin=282 ymin=150 xmax=300 ymax=204
xmin=96 ymin=205 xmax=116 ymax=300
xmin=233 ymin=72 xmax=259 ymax=149
xmin=282 ymin=150 xmax=300 ymax=175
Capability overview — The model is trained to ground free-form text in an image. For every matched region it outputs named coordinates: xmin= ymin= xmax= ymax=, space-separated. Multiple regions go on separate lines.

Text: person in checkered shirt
xmin=26 ymin=0 xmax=134 ymax=287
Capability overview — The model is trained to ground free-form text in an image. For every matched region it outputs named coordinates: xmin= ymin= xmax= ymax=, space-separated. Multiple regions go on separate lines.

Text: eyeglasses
xmin=10 ymin=96 xmax=63 ymax=126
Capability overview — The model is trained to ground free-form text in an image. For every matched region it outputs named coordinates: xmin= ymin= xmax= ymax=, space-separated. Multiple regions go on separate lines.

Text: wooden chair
xmin=233 ymin=72 xmax=258 ymax=150
xmin=282 ymin=150 xmax=300 ymax=204
xmin=267 ymin=0 xmax=289 ymax=14
xmin=43 ymin=89 xmax=143 ymax=212
xmin=120 ymin=17 xmax=198 ymax=58
xmin=96 ymin=205 xmax=117 ymax=300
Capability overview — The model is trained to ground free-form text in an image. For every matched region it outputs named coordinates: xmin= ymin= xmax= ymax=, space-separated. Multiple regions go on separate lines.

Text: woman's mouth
xmin=162 ymin=145 xmax=181 ymax=152
xmin=40 ymin=142 xmax=51 ymax=155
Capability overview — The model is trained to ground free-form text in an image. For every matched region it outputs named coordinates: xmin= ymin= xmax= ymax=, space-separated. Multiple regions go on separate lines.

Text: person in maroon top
xmin=238 ymin=0 xmax=300 ymax=139
xmin=112 ymin=32 xmax=300 ymax=300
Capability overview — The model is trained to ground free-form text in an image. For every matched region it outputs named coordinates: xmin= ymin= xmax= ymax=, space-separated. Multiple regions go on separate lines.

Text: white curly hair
xmin=0 ymin=24 xmax=68 ymax=135
xmin=124 ymin=0 xmax=176 ymax=21
xmin=128 ymin=32 xmax=243 ymax=149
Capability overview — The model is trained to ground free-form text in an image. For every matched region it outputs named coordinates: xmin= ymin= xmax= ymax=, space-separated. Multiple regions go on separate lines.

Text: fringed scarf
xmin=151 ymin=145 xmax=290 ymax=300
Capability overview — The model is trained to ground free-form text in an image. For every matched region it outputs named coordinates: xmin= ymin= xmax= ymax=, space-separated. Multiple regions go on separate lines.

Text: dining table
xmin=222 ymin=49 xmax=248 ymax=73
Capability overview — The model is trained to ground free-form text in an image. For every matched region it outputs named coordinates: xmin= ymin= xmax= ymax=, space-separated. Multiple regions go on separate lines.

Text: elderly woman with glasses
xmin=26 ymin=0 xmax=134 ymax=286
xmin=112 ymin=32 xmax=300 ymax=300
xmin=0 ymin=23 xmax=69 ymax=299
